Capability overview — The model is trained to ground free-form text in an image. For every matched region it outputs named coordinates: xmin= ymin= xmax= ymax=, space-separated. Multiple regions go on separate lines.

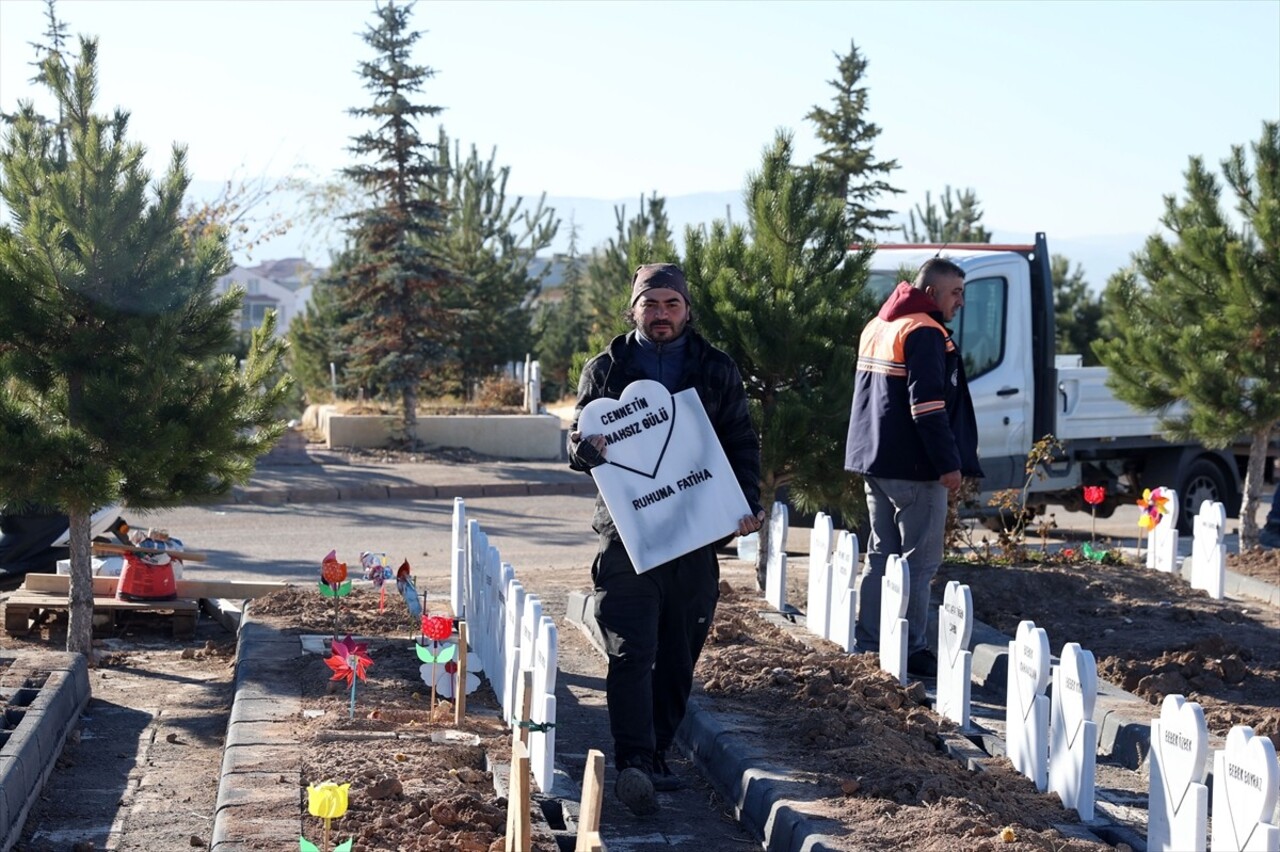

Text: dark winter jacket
xmin=569 ymin=328 xmax=763 ymax=542
xmin=844 ymin=282 xmax=983 ymax=481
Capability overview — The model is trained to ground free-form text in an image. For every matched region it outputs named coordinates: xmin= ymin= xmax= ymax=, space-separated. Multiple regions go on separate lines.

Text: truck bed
xmin=1054 ymin=363 xmax=1184 ymax=442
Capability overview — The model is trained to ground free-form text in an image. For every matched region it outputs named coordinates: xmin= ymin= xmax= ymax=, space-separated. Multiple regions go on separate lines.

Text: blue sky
xmin=1 ymin=0 xmax=1278 ymax=276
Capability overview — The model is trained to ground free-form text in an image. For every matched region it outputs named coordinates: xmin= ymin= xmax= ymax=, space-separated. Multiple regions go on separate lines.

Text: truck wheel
xmin=1177 ymin=458 xmax=1229 ymax=535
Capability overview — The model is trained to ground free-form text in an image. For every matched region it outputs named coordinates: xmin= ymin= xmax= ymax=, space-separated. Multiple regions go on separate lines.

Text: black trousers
xmin=591 ymin=536 xmax=720 ymax=771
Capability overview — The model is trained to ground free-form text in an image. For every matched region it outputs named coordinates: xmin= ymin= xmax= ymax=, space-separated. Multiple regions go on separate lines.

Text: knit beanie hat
xmin=630 ymin=263 xmax=690 ymax=306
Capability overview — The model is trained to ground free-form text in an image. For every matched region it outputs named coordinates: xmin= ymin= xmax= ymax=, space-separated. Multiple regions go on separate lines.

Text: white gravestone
xmin=451 ymin=498 xmax=466 ymax=617
xmin=806 ymin=513 xmax=834 ymax=639
xmin=466 ymin=521 xmax=486 ymax=657
xmin=765 ymin=501 xmax=789 ymax=612
xmin=527 ymin=360 xmax=542 ymax=414
xmin=1049 ymin=642 xmax=1098 ymax=820
xmin=501 ymin=579 xmax=527 ymax=725
xmin=1148 ymin=694 xmax=1209 ymax=852
xmin=1006 ymin=620 xmax=1051 ymax=791
xmin=1147 ymin=488 xmax=1180 ymax=573
xmin=878 ymin=555 xmax=909 ymax=685
xmin=529 ymin=615 xmax=559 ymax=793
xmin=829 ymin=531 xmax=860 ymax=653
xmin=935 ymin=581 xmax=973 ymax=729
xmin=481 ymin=545 xmax=502 ymax=670
xmin=578 ymin=380 xmax=750 ymax=573
xmin=490 ymin=561 xmax=514 ymax=690
xmin=1191 ymin=500 xmax=1226 ymax=600
xmin=1211 ymin=725 xmax=1280 ymax=852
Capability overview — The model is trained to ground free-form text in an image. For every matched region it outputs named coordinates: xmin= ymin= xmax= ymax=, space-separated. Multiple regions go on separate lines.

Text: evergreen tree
xmin=336 ymin=0 xmax=451 ymax=427
xmin=571 ymin=193 xmax=678 ymax=386
xmin=432 ymin=128 xmax=558 ymax=397
xmin=533 ymin=219 xmax=589 ymax=400
xmin=902 ymin=186 xmax=992 ymax=243
xmin=806 ymin=39 xmax=902 ymax=240
xmin=287 ymin=249 xmax=360 ymax=403
xmin=1094 ymin=121 xmax=1280 ymax=546
xmin=1051 ymin=254 xmax=1104 ymax=365
xmin=0 ymin=39 xmax=289 ymax=655
xmin=684 ymin=130 xmax=874 ymax=589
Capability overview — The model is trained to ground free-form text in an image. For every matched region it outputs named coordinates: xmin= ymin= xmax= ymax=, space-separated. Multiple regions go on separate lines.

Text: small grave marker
xmin=529 ymin=615 xmax=559 ymax=793
xmin=1147 ymin=488 xmax=1180 ymax=573
xmin=1148 ymin=694 xmax=1209 ymax=852
xmin=878 ymin=555 xmax=909 ymax=685
xmin=935 ymin=581 xmax=973 ymax=729
xmin=1190 ymin=500 xmax=1226 ymax=599
xmin=1048 ymin=642 xmax=1098 ymax=819
xmin=806 ymin=513 xmax=834 ymax=639
xmin=828 ymin=531 xmax=859 ymax=653
xmin=1006 ymin=620 xmax=1051 ymax=791
xmin=765 ymin=501 xmax=789 ymax=612
xmin=1211 ymin=725 xmax=1280 ymax=852
xmin=501 ymin=579 xmax=527 ymax=724
xmin=451 ymin=498 xmax=467 ymax=617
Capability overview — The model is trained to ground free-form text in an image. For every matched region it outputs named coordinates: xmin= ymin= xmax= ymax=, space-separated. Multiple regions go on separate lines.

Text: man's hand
xmin=939 ymin=470 xmax=962 ymax=492
xmin=737 ymin=509 xmax=766 ymax=537
xmin=569 ymin=431 xmax=608 ymax=468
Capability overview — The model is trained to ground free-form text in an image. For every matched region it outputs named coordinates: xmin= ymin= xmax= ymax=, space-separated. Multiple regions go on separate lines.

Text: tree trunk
xmin=66 ymin=508 xmax=94 ymax=658
xmin=1239 ymin=426 xmax=1271 ymax=549
xmin=403 ymin=388 xmax=418 ymax=431
xmin=754 ymin=502 xmax=772 ymax=592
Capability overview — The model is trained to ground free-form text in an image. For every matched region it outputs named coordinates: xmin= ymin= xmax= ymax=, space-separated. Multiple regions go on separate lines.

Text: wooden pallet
xmin=4 ymin=589 xmax=200 ymax=638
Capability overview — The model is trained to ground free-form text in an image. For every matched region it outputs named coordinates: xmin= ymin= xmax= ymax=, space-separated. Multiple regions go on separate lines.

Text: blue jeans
xmin=1267 ymin=485 xmax=1280 ymax=529
xmin=855 ymin=476 xmax=948 ymax=655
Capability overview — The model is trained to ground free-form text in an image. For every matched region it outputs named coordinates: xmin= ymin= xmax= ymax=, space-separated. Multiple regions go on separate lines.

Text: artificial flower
xmin=321 ymin=550 xmax=348 ymax=586
xmin=422 ymin=615 xmax=453 ymax=642
xmin=1083 ymin=485 xmax=1105 ymax=506
xmin=306 ymin=782 xmax=350 ymax=819
xmin=325 ymin=635 xmax=372 ymax=686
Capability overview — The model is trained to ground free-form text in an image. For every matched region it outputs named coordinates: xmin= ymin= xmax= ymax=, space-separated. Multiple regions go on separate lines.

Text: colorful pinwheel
xmin=360 ymin=551 xmax=391 ymax=613
xmin=1137 ymin=487 xmax=1170 ymax=530
xmin=396 ymin=559 xmax=422 ymax=619
xmin=300 ymin=781 xmax=352 ymax=852
xmin=325 ymin=635 xmax=372 ymax=719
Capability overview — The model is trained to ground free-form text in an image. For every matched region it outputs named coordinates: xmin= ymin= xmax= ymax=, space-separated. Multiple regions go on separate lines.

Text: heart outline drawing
xmin=1157 ymin=694 xmax=1206 ymax=818
xmin=1220 ymin=725 xmax=1279 ymax=851
xmin=940 ymin=581 xmax=972 ymax=669
xmin=1014 ymin=620 xmax=1050 ymax=723
xmin=578 ymin=379 xmax=678 ymax=480
xmin=1057 ymin=642 xmax=1096 ymax=751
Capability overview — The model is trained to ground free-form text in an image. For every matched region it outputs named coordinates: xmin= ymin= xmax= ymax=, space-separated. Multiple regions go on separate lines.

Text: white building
xmin=213 ymin=258 xmax=324 ymax=336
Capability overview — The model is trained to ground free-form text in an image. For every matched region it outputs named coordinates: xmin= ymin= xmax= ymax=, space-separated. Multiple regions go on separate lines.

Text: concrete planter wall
xmin=316 ymin=406 xmax=563 ymax=460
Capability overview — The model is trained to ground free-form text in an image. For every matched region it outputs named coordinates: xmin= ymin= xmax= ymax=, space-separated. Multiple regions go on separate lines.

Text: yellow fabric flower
xmin=307 ymin=781 xmax=350 ymax=819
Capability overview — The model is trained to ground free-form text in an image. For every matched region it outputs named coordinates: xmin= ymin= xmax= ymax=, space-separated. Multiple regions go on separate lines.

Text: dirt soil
xmin=5 ymin=545 xmax=1278 ymax=851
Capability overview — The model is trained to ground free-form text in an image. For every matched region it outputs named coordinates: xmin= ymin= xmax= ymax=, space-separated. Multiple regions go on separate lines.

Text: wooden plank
xmin=92 ymin=542 xmax=208 ymax=562
xmin=575 ymin=749 xmax=605 ymax=852
xmin=4 ymin=592 xmax=199 ymax=638
xmin=6 ymin=591 xmax=199 ymax=613
xmin=22 ymin=574 xmax=284 ymax=600
xmin=505 ymin=738 xmax=531 ymax=852
xmin=454 ymin=621 xmax=469 ymax=725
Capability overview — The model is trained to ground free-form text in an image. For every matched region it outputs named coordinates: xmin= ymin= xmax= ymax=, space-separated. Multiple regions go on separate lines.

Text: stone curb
xmin=0 ymin=651 xmax=90 ymax=852
xmin=224 ymin=479 xmax=597 ymax=506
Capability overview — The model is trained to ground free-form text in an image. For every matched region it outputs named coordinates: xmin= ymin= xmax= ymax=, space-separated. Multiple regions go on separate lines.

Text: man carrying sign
xmin=569 ymin=262 xmax=764 ymax=816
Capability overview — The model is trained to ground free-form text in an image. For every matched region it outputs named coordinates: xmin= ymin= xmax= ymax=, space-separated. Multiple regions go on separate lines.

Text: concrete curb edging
xmin=0 ymin=651 xmax=90 ymax=852
xmin=226 ymin=479 xmax=597 ymax=506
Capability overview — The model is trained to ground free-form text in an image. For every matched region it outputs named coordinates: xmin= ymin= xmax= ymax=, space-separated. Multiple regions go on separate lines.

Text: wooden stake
xmin=454 ymin=621 xmax=469 ymax=724
xmin=575 ymin=749 xmax=605 ymax=852
xmin=504 ymin=739 xmax=531 ymax=852
xmin=517 ymin=669 xmax=534 ymax=749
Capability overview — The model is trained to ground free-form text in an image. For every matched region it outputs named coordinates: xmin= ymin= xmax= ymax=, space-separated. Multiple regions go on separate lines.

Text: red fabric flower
xmin=1083 ymin=486 xmax=1105 ymax=506
xmin=422 ymin=616 xmax=452 ymax=642
xmin=325 ymin=634 xmax=372 ymax=686
xmin=321 ymin=550 xmax=347 ymax=585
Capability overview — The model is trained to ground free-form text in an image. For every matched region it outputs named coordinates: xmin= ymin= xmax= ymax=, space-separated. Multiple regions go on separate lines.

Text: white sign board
xmin=829 ymin=531 xmax=859 ymax=652
xmin=1049 ymin=642 xmax=1097 ymax=820
xmin=1006 ymin=619 xmax=1051 ymax=791
xmin=1191 ymin=500 xmax=1226 ymax=600
xmin=1148 ymin=694 xmax=1209 ymax=852
xmin=578 ymin=380 xmax=750 ymax=573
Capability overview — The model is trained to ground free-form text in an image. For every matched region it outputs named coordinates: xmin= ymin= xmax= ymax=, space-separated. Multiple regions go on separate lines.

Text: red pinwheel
xmin=325 ymin=634 xmax=372 ymax=719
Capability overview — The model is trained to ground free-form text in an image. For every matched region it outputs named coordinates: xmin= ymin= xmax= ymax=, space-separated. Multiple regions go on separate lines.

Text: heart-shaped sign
xmin=1057 ymin=643 xmax=1097 ymax=751
xmin=881 ymin=556 xmax=909 ymax=620
xmin=1157 ymin=694 xmax=1207 ymax=817
xmin=577 ymin=379 xmax=676 ymax=479
xmin=1013 ymin=620 xmax=1050 ymax=722
xmin=1220 ymin=725 xmax=1279 ymax=851
xmin=832 ymin=530 xmax=858 ymax=603
xmin=939 ymin=581 xmax=972 ymax=669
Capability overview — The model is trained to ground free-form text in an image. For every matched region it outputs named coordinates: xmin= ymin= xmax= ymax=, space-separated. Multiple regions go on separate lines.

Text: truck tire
xmin=1177 ymin=458 xmax=1230 ymax=535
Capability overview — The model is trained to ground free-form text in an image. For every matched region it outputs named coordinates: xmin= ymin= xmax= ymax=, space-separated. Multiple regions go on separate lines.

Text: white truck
xmin=865 ymin=233 xmax=1266 ymax=533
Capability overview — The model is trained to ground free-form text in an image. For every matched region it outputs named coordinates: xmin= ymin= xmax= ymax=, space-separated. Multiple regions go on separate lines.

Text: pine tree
xmin=684 ymin=130 xmax=874 ymax=589
xmin=1094 ymin=121 xmax=1280 ymax=545
xmin=1051 ymin=254 xmax=1104 ymax=365
xmin=336 ymin=0 xmax=451 ymax=427
xmin=432 ymin=128 xmax=558 ymax=397
xmin=0 ymin=38 xmax=289 ymax=655
xmin=902 ymin=186 xmax=992 ymax=243
xmin=533 ymin=219 xmax=589 ymax=400
xmin=806 ymin=39 xmax=902 ymax=240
